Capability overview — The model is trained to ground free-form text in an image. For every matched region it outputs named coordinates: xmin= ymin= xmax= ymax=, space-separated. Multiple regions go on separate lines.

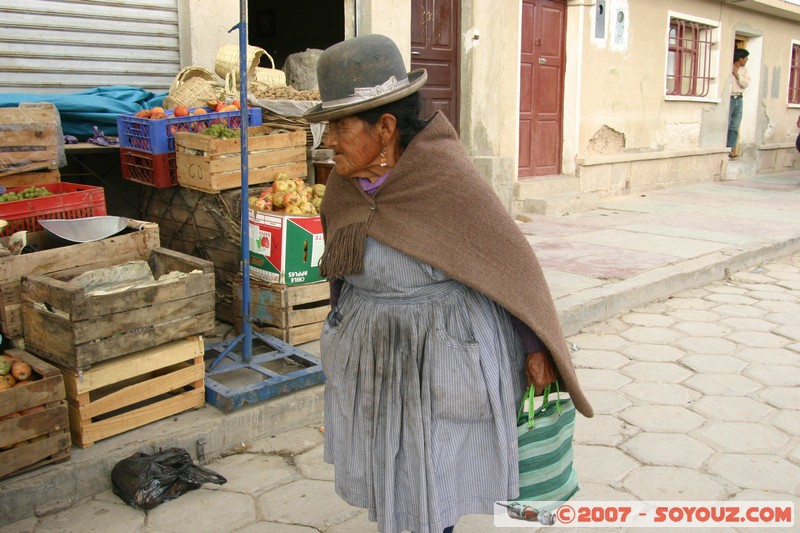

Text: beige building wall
xmin=566 ymin=0 xmax=800 ymax=194
xmin=177 ymin=0 xmax=800 ymax=210
xmin=178 ymin=0 xmax=241 ymax=71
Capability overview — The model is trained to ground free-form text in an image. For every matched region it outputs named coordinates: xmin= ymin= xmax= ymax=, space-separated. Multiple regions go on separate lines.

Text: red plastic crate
xmin=120 ymin=148 xmax=177 ymax=188
xmin=116 ymin=107 xmax=263 ymax=154
xmin=0 ymin=182 xmax=107 ymax=237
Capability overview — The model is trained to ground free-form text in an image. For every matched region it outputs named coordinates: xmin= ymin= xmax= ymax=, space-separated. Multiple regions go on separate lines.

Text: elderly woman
xmin=304 ymin=34 xmax=593 ymax=533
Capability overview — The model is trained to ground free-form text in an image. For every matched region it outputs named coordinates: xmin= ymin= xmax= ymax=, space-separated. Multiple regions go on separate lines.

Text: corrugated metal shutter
xmin=0 ymin=0 xmax=179 ymax=94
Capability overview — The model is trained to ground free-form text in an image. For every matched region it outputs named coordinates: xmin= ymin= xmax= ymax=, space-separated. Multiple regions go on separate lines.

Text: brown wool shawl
xmin=319 ymin=112 xmax=593 ymax=418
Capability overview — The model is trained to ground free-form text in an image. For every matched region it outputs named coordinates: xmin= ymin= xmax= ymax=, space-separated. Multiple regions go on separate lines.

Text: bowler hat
xmin=304 ymin=34 xmax=427 ymax=123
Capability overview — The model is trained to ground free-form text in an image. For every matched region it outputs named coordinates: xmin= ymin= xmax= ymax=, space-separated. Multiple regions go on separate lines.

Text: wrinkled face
xmin=324 ymin=116 xmax=383 ymax=179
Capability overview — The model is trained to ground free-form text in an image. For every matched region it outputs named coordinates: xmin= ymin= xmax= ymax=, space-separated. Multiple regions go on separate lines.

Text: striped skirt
xmin=321 ymin=238 xmax=527 ymax=533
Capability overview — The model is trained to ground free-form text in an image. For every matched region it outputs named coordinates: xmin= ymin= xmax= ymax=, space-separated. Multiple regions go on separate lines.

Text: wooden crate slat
xmin=286 ymin=305 xmax=330 ymax=327
xmin=62 ymin=336 xmax=204 ymax=394
xmin=0 ymin=106 xmax=57 ymax=126
xmin=0 ymin=348 xmax=70 ymax=480
xmin=0 ymin=348 xmax=65 ymax=418
xmin=232 ymin=279 xmax=329 ymax=344
xmin=75 ymin=362 xmax=203 ymax=420
xmin=60 ymin=336 xmax=204 ymax=448
xmin=0 ymin=431 xmax=71 ymax=480
xmin=69 ymin=388 xmax=204 ymax=448
xmin=27 ymin=309 xmax=214 ymax=371
xmin=0 ymin=169 xmax=61 ymax=188
xmin=177 ymin=160 xmax=306 ymax=194
xmin=0 ymin=403 xmax=68 ymax=449
xmin=248 ymin=320 xmax=324 ymax=346
xmin=175 ymin=124 xmax=306 ymax=194
xmin=72 ymin=293 xmax=213 ymax=343
xmin=197 ymin=146 xmax=305 ymax=174
xmin=174 ymin=125 xmax=305 ymax=153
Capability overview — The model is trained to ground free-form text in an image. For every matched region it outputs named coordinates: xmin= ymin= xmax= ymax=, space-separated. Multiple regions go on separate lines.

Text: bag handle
xmin=517 ymin=381 xmax=563 ymax=429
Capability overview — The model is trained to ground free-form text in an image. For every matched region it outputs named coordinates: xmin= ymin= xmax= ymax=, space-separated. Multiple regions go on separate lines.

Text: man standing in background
xmin=727 ymin=48 xmax=750 ymax=159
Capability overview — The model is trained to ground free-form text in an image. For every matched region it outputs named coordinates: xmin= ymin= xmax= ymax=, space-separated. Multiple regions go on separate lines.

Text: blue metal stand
xmin=203 ymin=5 xmax=324 ymax=413
xmin=205 ymin=331 xmax=325 ymax=412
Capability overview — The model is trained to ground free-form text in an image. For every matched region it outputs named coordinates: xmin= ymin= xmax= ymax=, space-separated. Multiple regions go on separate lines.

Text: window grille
xmin=666 ymin=18 xmax=714 ymax=97
xmin=789 ymin=43 xmax=800 ymax=104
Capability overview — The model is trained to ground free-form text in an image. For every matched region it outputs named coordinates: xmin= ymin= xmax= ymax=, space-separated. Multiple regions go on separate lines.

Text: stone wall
xmin=576 ymin=148 xmax=730 ymax=196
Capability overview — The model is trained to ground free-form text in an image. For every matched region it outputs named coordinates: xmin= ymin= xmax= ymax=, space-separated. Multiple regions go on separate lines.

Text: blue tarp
xmin=0 ymin=86 xmax=166 ymax=140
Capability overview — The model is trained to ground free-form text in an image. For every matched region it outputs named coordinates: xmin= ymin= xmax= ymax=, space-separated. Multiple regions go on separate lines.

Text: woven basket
xmin=255 ymin=51 xmax=287 ymax=87
xmin=169 ymin=66 xmax=218 ymax=93
xmin=163 ymin=76 xmax=221 ymax=110
xmin=215 ymin=44 xmax=287 ymax=87
xmin=215 ymin=44 xmax=260 ymax=81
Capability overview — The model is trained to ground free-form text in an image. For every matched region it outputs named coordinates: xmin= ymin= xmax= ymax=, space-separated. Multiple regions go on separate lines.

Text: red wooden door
xmin=411 ymin=0 xmax=460 ymax=132
xmin=519 ymin=0 xmax=566 ymax=177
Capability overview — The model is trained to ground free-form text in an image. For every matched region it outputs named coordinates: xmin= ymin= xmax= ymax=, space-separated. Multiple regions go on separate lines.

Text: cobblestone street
xmin=7 ymin=254 xmax=798 ymax=532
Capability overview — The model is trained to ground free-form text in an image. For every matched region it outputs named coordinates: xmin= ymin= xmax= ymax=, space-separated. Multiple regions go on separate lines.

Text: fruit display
xmin=132 ymin=98 xmax=242 ymax=120
xmin=0 ymin=354 xmax=38 ymax=391
xmin=0 ymin=351 xmax=64 ymax=458
xmin=0 ymin=186 xmax=54 ymax=203
xmin=248 ymin=173 xmax=325 ymax=215
xmin=203 ymin=124 xmax=240 ymax=139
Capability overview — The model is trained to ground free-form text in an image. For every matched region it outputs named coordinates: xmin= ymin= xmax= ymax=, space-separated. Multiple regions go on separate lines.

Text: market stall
xmin=0 ymin=19 xmax=330 ymax=478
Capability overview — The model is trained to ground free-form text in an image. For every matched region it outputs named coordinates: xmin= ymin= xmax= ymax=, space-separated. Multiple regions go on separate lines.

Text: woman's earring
xmin=380 ymin=145 xmax=388 ymax=167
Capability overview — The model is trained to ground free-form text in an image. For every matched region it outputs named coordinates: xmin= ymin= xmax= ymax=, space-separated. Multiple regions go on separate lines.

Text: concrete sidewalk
xmin=2 ymin=172 xmax=800 ymax=530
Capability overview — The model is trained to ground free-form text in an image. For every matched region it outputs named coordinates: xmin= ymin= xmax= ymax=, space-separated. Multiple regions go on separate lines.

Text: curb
xmin=556 ymin=237 xmax=800 ymax=336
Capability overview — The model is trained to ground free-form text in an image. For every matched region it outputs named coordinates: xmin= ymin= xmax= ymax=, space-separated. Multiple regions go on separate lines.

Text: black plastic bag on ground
xmin=111 ymin=447 xmax=227 ymax=510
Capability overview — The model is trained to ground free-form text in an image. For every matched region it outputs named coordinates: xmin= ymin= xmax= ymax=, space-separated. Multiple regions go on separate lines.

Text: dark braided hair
xmin=355 ymin=93 xmax=431 ymax=148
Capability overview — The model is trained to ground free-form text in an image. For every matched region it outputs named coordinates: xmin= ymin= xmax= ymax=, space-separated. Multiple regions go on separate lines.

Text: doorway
xmin=729 ymin=35 xmax=748 ymax=158
xmin=410 ymin=0 xmax=460 ymax=132
xmin=247 ymin=0 xmax=344 ymax=69
xmin=518 ymin=0 xmax=566 ymax=178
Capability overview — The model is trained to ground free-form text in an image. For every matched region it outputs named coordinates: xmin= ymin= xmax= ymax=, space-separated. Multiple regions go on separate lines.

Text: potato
xmin=10 ymin=361 xmax=31 ymax=381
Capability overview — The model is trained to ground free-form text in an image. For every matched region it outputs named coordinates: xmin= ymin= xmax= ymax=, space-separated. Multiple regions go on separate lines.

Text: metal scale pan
xmin=38 ymin=216 xmax=129 ymax=243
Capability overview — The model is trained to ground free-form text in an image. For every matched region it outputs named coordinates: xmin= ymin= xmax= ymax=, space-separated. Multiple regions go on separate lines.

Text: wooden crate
xmin=20 ymin=247 xmax=215 ymax=371
xmin=0 ymin=104 xmax=60 ymax=178
xmin=0 ymin=349 xmax=71 ymax=480
xmin=140 ymin=184 xmax=273 ymax=323
xmin=233 ymin=277 xmax=330 ymax=345
xmin=175 ymin=124 xmax=306 ymax=193
xmin=0 ymin=219 xmax=160 ymax=339
xmin=59 ymin=336 xmax=205 ymax=448
xmin=0 ymin=168 xmax=61 ymax=188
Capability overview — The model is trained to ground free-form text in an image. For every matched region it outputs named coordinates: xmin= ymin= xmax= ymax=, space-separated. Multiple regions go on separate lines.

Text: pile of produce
xmin=249 ymin=85 xmax=320 ymax=101
xmin=0 ymin=186 xmax=54 ymax=203
xmin=202 ymin=124 xmax=240 ymax=139
xmin=133 ymin=98 xmax=242 ymax=120
xmin=0 ymin=353 xmax=36 ymax=391
xmin=248 ymin=173 xmax=325 ymax=215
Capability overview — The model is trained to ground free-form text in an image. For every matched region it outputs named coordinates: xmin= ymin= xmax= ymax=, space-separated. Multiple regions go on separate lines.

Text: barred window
xmin=789 ymin=43 xmax=800 ymax=104
xmin=666 ymin=17 xmax=714 ymax=97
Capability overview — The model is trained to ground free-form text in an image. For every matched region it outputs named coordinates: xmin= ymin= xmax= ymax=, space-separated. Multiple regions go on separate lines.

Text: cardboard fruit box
xmin=0 ymin=348 xmax=71 ymax=480
xmin=20 ymin=247 xmax=215 ymax=371
xmin=175 ymin=124 xmax=306 ymax=193
xmin=0 ymin=219 xmax=160 ymax=340
xmin=248 ymin=208 xmax=325 ymax=286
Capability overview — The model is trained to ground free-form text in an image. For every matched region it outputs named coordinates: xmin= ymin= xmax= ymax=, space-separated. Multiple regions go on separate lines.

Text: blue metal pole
xmin=236 ymin=0 xmax=252 ymax=363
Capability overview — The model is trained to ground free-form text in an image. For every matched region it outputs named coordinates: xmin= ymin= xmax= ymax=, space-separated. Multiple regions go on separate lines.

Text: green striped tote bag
xmin=515 ymin=382 xmax=579 ymax=507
